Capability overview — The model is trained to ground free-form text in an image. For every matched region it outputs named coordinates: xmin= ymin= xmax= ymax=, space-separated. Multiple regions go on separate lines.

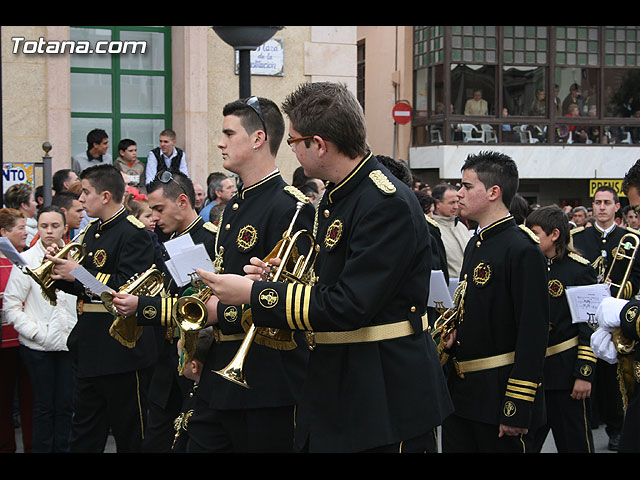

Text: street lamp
xmin=212 ymin=26 xmax=283 ymax=98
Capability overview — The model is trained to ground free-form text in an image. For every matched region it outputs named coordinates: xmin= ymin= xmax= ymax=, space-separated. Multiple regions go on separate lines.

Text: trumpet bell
xmin=173 ymin=293 xmax=209 ymax=332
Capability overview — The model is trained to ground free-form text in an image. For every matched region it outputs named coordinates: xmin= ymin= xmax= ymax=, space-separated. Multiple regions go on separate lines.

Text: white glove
xmin=590 ymin=327 xmax=618 ymax=364
xmin=595 ymin=297 xmax=627 ymax=331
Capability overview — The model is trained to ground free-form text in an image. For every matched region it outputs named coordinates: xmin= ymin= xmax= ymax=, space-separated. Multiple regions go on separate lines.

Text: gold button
xmin=324 ymin=209 xmax=330 ymax=218
xmin=410 ymin=306 xmax=416 ymax=312
xmin=476 ymin=241 xmax=481 ymax=247
xmin=232 ymin=203 xmax=239 ymax=210
xmin=219 ymin=246 xmax=225 ymax=253
xmin=225 ymin=224 xmax=230 ymax=231
xmin=95 ymin=233 xmax=100 ymax=239
xmin=88 ymin=252 xmax=93 ymax=257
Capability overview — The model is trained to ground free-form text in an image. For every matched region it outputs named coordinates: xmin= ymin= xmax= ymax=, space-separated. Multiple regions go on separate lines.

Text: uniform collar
xmin=172 ymin=215 xmax=203 ymax=239
xmin=97 ymin=206 xmax=127 ymax=231
xmin=476 ymin=214 xmax=515 ymax=241
xmin=325 ymin=152 xmax=374 ymax=205
xmin=238 ymin=170 xmax=281 ymax=200
xmin=593 ymin=222 xmax=616 ymax=237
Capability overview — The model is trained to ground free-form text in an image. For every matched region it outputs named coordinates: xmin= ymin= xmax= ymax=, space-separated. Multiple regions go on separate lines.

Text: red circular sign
xmin=392 ymin=102 xmax=412 ymax=124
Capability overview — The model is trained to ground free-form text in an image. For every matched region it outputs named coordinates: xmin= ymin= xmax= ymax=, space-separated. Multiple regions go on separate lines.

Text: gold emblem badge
xmin=224 ymin=305 xmax=238 ymax=323
xmin=237 ymin=225 xmax=258 ymax=252
xmin=324 ymin=219 xmax=343 ymax=249
xmin=143 ymin=306 xmax=157 ymax=319
xmin=258 ymin=288 xmax=279 ymax=309
xmin=503 ymin=400 xmax=517 ymax=417
xmin=93 ymin=249 xmax=107 ymax=268
xmin=548 ymin=279 xmax=564 ymax=298
xmin=625 ymin=305 xmax=638 ymax=323
xmin=472 ymin=262 xmax=491 ymax=287
xmin=580 ymin=365 xmax=593 ymax=377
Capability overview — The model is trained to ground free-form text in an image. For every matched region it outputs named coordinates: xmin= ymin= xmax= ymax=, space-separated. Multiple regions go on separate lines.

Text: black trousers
xmin=70 ymin=369 xmax=149 ymax=453
xmin=530 ymin=389 xmax=594 ymax=453
xmin=19 ymin=347 xmax=74 ymax=453
xmin=185 ymin=396 xmax=295 ymax=453
xmin=591 ymin=359 xmax=624 ymax=436
xmin=621 ymin=388 xmax=640 ymax=452
xmin=442 ymin=413 xmax=533 ymax=453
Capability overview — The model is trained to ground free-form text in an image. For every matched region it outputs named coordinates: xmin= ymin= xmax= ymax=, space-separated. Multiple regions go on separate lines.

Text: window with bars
xmin=70 ymin=26 xmax=171 ymax=164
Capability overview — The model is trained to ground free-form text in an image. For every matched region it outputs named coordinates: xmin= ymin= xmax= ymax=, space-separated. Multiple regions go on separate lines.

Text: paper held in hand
xmin=427 ymin=270 xmax=454 ymax=310
xmin=565 ymin=283 xmax=612 ymax=324
xmin=163 ymin=235 xmax=215 ymax=287
xmin=70 ymin=265 xmax=114 ymax=296
xmin=0 ymin=237 xmax=28 ymax=268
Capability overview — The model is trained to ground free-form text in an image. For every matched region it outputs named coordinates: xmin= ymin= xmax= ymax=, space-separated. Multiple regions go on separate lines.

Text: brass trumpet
xmin=21 ymin=241 xmax=86 ymax=306
xmin=214 ymin=201 xmax=318 ymax=389
xmin=430 ymin=279 xmax=467 ymax=362
xmin=102 ymin=265 xmax=165 ymax=348
xmin=172 ymin=275 xmax=212 ymax=332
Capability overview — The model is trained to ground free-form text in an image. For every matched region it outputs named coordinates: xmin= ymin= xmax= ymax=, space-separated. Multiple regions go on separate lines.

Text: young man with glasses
xmin=183 ymin=96 xmax=315 ymax=453
xmin=46 ymin=164 xmax=157 ymax=452
xmin=196 ymin=83 xmax=454 ymax=453
xmin=111 ymin=170 xmax=218 ymax=452
xmin=591 ymin=159 xmax=640 ymax=453
xmin=571 ymin=185 xmax=640 ymax=451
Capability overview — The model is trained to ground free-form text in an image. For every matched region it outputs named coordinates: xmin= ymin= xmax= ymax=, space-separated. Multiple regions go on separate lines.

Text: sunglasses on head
xmin=244 ymin=96 xmax=268 ymax=138
xmin=156 ymin=170 xmax=189 ymax=197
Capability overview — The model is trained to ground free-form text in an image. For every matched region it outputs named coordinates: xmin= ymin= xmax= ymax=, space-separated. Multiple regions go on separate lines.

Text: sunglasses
xmin=156 ymin=170 xmax=189 ymax=197
xmin=245 ymin=96 xmax=268 ymax=137
xmin=286 ymin=135 xmax=314 ymax=146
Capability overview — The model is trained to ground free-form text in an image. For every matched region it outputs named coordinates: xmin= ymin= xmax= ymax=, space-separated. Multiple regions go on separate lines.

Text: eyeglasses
xmin=286 ymin=135 xmax=314 ymax=146
xmin=244 ymin=96 xmax=267 ymax=138
xmin=156 ymin=170 xmax=189 ymax=198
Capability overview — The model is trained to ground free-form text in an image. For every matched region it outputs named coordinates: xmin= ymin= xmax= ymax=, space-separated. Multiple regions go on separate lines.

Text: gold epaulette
xmin=519 ymin=224 xmax=540 ymax=244
xmin=369 ymin=170 xmax=396 ymax=195
xmin=203 ymin=221 xmax=218 ymax=234
xmin=425 ymin=214 xmax=439 ymax=228
xmin=570 ymin=226 xmax=585 ymax=235
xmin=127 ymin=214 xmax=145 ymax=229
xmin=284 ymin=185 xmax=309 ymax=203
xmin=568 ymin=252 xmax=590 ymax=265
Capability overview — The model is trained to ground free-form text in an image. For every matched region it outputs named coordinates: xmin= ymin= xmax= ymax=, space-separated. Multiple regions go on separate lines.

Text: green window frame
xmin=70 ymin=25 xmax=172 ymax=164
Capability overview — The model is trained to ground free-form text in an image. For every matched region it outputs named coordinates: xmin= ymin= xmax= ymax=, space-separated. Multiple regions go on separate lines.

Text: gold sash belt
xmin=454 ymin=336 xmax=579 ymax=376
xmin=213 ymin=327 xmax=245 ymax=343
xmin=309 ymin=314 xmax=429 ymax=346
xmin=79 ymin=302 xmax=109 ymax=314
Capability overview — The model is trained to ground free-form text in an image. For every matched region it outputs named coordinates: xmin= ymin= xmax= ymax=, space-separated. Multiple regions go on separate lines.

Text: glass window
xmin=70 ymin=26 xmax=171 ymax=163
xmin=604 ymin=69 xmax=640 ymax=118
xmin=451 ymin=64 xmax=496 ymax=116
xmin=555 ymin=67 xmax=598 ymax=117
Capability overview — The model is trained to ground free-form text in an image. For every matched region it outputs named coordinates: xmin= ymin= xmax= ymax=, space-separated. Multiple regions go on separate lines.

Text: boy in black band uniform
xmin=111 ymin=171 xmax=217 ymax=452
xmin=184 ymin=96 xmax=314 ymax=453
xmin=48 ymin=164 xmax=157 ymax=453
xmin=197 ymin=83 xmax=453 ymax=453
xmin=526 ymin=205 xmax=597 ymax=453
xmin=440 ymin=151 xmax=549 ymax=453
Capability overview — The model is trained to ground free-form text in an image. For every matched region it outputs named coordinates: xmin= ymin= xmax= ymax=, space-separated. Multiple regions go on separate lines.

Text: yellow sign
xmin=589 ymin=179 xmax=626 ymax=198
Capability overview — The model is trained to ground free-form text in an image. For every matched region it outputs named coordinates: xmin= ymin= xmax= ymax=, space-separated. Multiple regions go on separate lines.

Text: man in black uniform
xmin=591 ymin=158 xmax=640 ymax=453
xmin=183 ymin=96 xmax=314 ymax=453
xmin=198 ymin=82 xmax=453 ymax=453
xmin=526 ymin=205 xmax=598 ymax=453
xmin=111 ymin=170 xmax=217 ymax=452
xmin=571 ymin=185 xmax=640 ymax=450
xmin=440 ymin=151 xmax=549 ymax=453
xmin=48 ymin=164 xmax=157 ymax=452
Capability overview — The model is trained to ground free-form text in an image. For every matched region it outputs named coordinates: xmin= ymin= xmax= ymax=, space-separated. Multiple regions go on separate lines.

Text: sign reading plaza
xmin=11 ymin=36 xmax=147 ymax=55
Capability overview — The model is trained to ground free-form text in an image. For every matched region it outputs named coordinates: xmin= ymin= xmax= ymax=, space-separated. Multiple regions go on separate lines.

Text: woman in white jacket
xmin=4 ymin=205 xmax=78 ymax=452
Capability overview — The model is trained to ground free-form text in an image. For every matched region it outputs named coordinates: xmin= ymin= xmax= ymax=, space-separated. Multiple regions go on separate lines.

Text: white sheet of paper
xmin=70 ymin=265 xmax=114 ymax=295
xmin=428 ymin=270 xmax=454 ymax=309
xmin=167 ymin=243 xmax=214 ymax=287
xmin=164 ymin=235 xmax=195 ymax=258
xmin=0 ymin=237 xmax=28 ymax=268
xmin=565 ymin=283 xmax=612 ymax=324
xmin=448 ymin=277 xmax=459 ymax=302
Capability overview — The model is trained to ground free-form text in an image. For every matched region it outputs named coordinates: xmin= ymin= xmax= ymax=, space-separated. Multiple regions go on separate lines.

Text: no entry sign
xmin=392 ymin=101 xmax=412 ymax=124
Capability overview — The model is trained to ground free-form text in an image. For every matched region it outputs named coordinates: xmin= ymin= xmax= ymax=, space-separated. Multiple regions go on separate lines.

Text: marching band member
xmin=196 ymin=83 xmax=453 ymax=453
xmin=441 ymin=151 xmax=549 ymax=453
xmin=47 ymin=164 xmax=157 ymax=453
xmin=525 ymin=205 xmax=597 ymax=453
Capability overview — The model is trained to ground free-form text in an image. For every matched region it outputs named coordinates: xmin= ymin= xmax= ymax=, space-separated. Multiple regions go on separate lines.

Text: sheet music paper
xmin=165 ymin=243 xmax=214 ymax=287
xmin=69 ymin=265 xmax=114 ymax=296
xmin=565 ymin=283 xmax=612 ymax=324
xmin=0 ymin=237 xmax=28 ymax=268
xmin=428 ymin=270 xmax=454 ymax=309
xmin=448 ymin=277 xmax=459 ymax=303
